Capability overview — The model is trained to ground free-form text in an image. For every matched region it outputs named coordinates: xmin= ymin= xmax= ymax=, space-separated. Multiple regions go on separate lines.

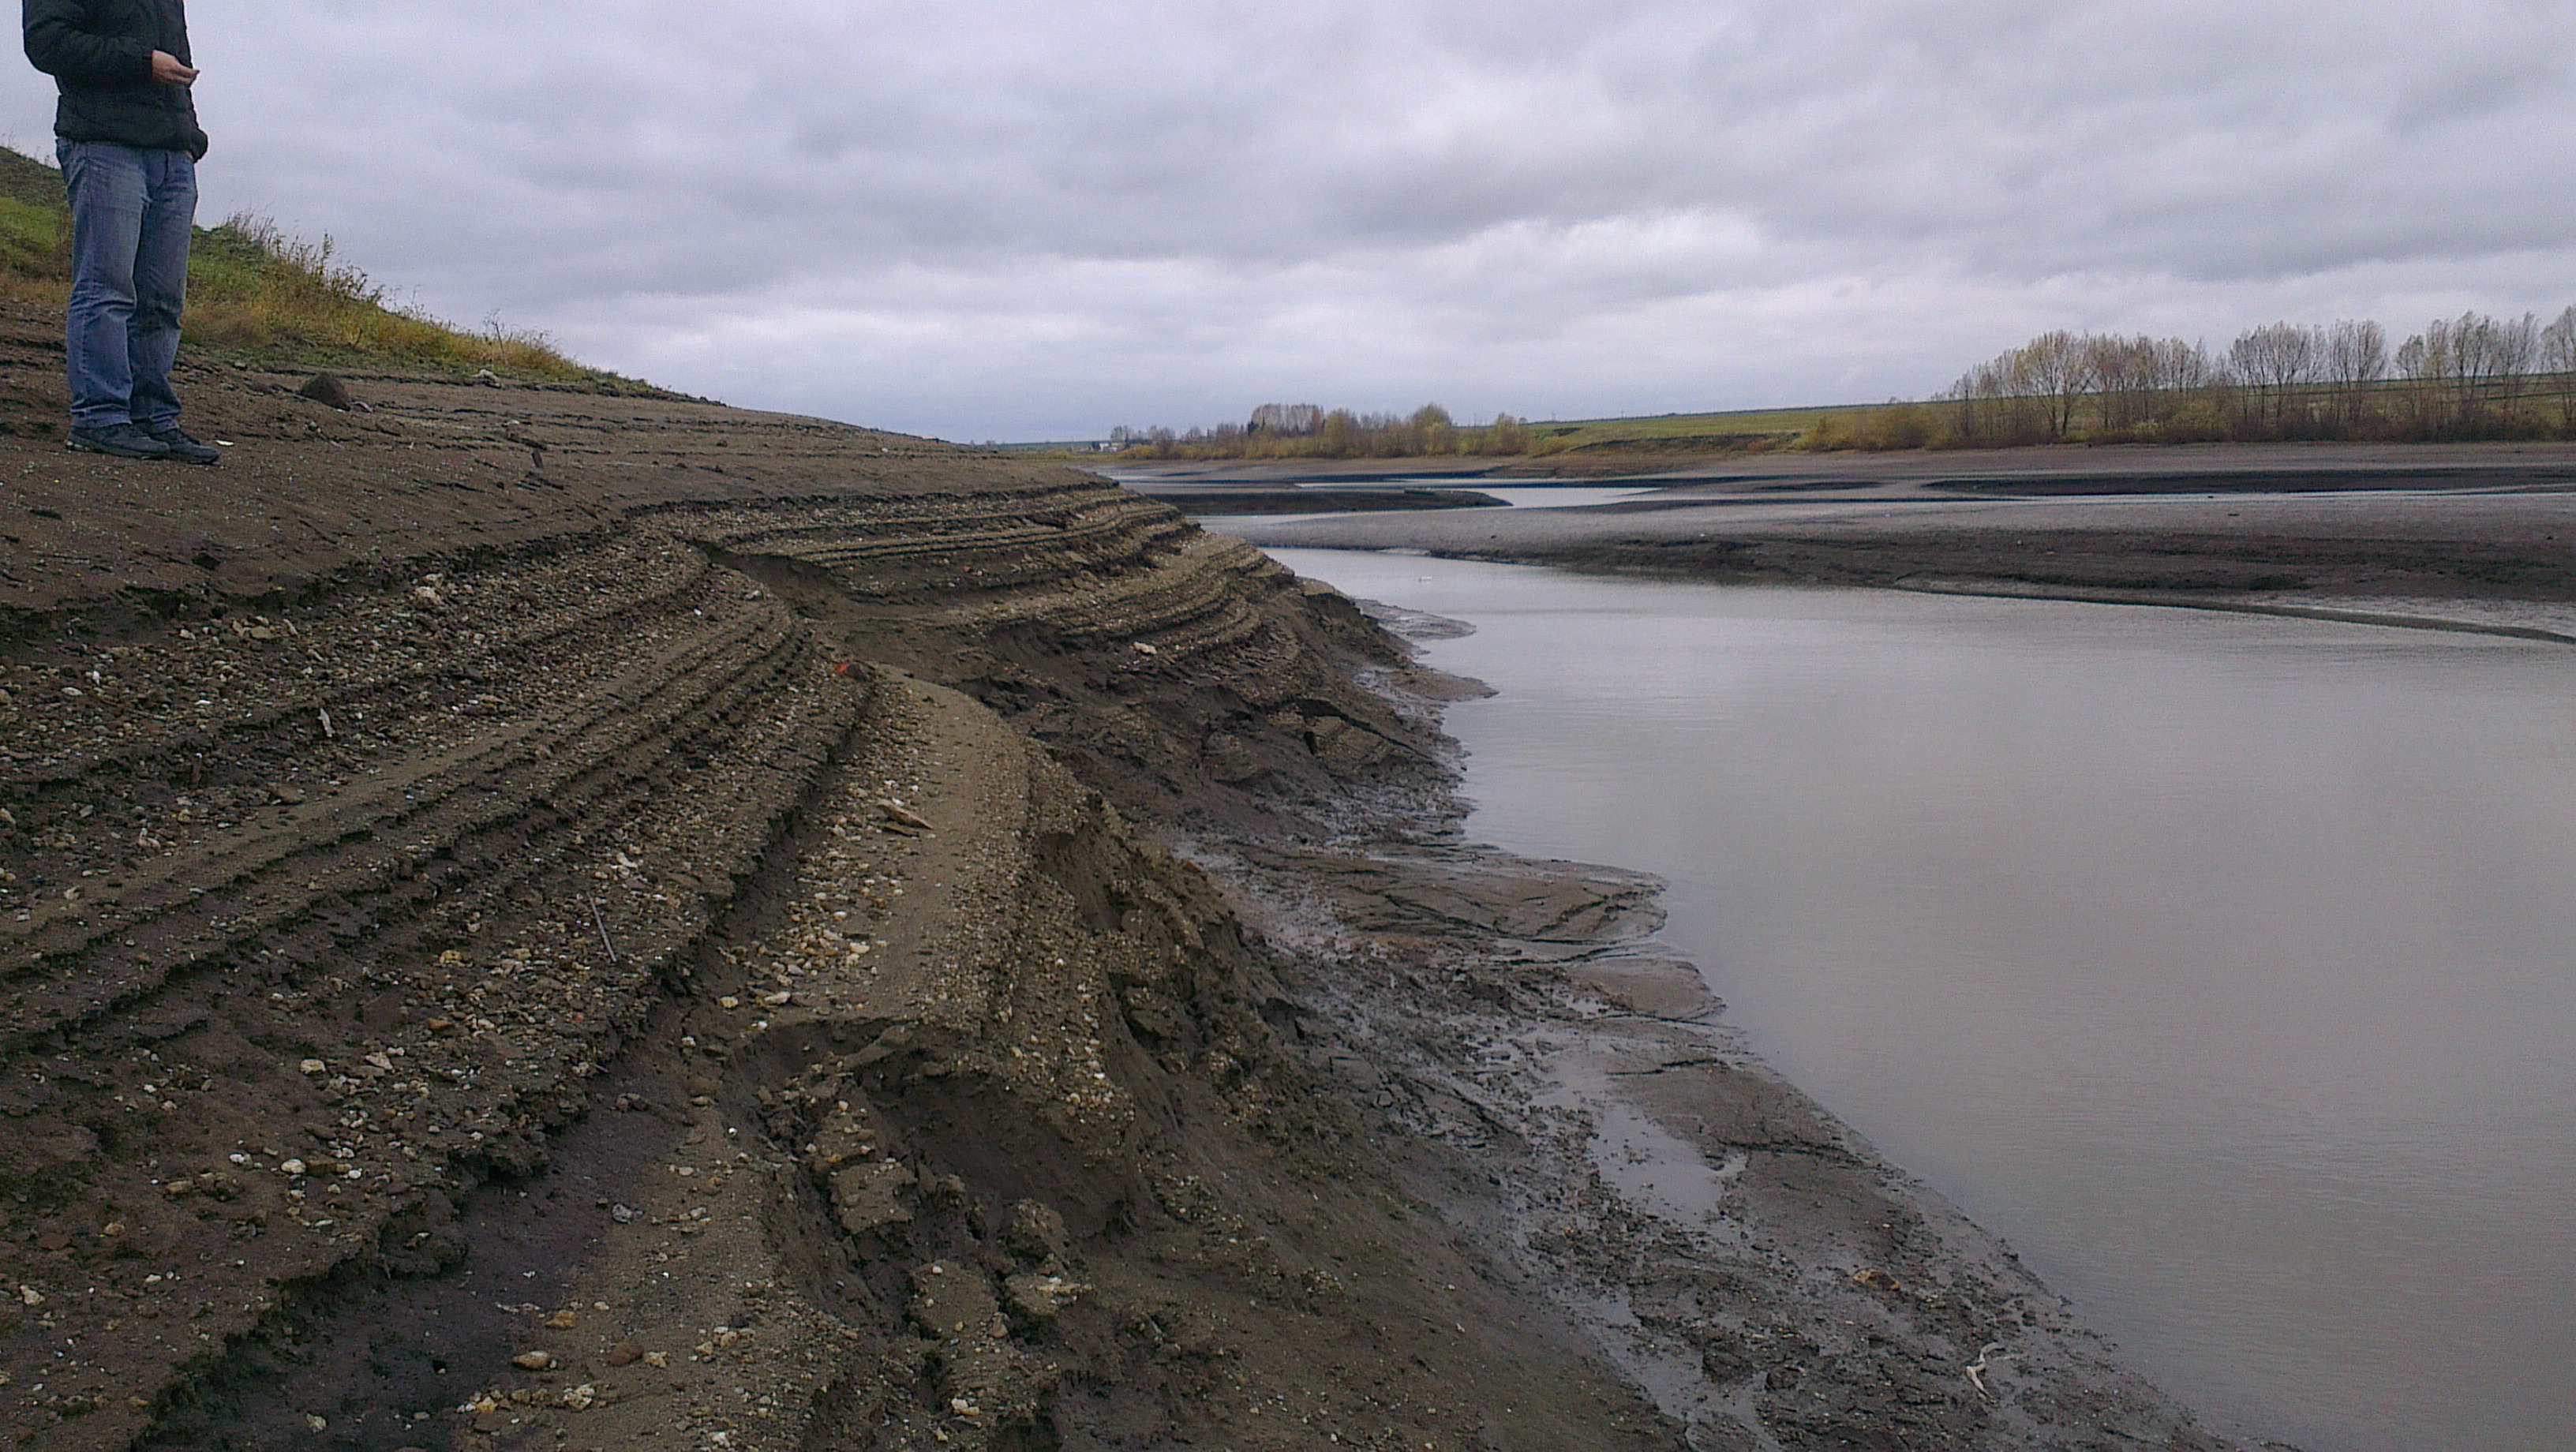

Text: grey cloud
xmin=0 ymin=0 xmax=2567 ymax=438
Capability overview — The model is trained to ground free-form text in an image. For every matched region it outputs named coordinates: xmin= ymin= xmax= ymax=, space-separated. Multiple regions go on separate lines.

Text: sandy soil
xmin=1 ymin=298 xmax=2254 ymax=1452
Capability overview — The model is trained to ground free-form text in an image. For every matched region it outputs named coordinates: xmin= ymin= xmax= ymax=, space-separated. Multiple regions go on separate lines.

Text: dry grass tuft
xmin=0 ymin=145 xmax=661 ymax=391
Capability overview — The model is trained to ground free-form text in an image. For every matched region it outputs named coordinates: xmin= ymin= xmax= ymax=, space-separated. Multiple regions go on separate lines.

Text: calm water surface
xmin=1267 ymin=548 xmax=2576 ymax=1452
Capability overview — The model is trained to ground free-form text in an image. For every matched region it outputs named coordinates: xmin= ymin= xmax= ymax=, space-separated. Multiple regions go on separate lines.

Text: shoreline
xmin=1215 ymin=488 xmax=2576 ymax=1450
xmin=0 ymin=318 xmax=2267 ymax=1451
xmin=1102 ymin=439 xmax=2576 ymax=496
xmin=1193 ymin=600 xmax=2259 ymax=1452
xmin=1213 ymin=477 xmax=2576 ymax=650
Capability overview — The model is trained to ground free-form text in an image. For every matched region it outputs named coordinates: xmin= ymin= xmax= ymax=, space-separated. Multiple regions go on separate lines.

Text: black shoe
xmin=67 ymin=424 xmax=170 ymax=459
xmin=145 ymin=426 xmax=222 ymax=466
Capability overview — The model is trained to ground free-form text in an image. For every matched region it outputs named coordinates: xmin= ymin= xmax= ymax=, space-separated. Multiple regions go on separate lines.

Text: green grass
xmin=1520 ymin=403 xmax=1867 ymax=455
xmin=0 ymin=145 xmax=656 ymax=389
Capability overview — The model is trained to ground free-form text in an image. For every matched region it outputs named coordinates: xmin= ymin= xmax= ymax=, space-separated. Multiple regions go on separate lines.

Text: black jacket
xmin=22 ymin=0 xmax=206 ymax=159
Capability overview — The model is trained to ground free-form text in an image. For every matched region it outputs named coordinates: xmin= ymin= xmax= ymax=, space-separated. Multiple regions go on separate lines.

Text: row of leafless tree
xmin=1110 ymin=403 xmax=1536 ymax=458
xmin=1919 ymin=307 xmax=2576 ymax=447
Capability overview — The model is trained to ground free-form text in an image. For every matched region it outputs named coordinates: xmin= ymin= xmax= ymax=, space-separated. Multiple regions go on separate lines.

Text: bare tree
xmin=2540 ymin=305 xmax=2576 ymax=435
xmin=2455 ymin=311 xmax=2538 ymax=428
xmin=2084 ymin=335 xmax=2159 ymax=433
xmin=2229 ymin=323 xmax=2320 ymax=436
xmin=2143 ymin=338 xmax=2215 ymax=425
xmin=2320 ymin=320 xmax=2387 ymax=436
xmin=2020 ymin=331 xmax=2091 ymax=440
xmin=1249 ymin=402 xmax=1324 ymax=436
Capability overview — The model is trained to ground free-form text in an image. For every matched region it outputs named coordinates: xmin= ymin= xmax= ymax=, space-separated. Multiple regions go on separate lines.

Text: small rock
xmin=605 ymin=1339 xmax=643 ymax=1368
xmin=305 ymin=1413 xmax=328 ymax=1432
xmin=641 ymin=1350 xmax=669 ymax=1368
xmin=1003 ymin=1200 xmax=1068 ymax=1263
xmin=909 ymin=1260 xmax=999 ymax=1339
xmin=296 ymin=372 xmax=355 ymax=410
xmin=511 ymin=1351 xmax=554 ymax=1372
xmin=1004 ymin=1273 xmax=1090 ymax=1322
xmin=299 ymin=1059 xmax=326 ymax=1075
xmin=543 ymin=1310 xmax=578 ymax=1330
xmin=279 ymin=1158 xmax=308 ymax=1177
xmin=17 ymin=1286 xmax=43 ymax=1307
xmin=560 ymin=1383 xmax=597 ymax=1412
xmin=831 ymin=1159 xmax=916 ymax=1236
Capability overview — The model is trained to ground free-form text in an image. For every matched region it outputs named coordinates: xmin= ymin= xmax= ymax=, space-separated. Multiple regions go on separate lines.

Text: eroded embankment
xmin=0 ymin=332 xmax=2251 ymax=1452
xmin=0 ymin=346 xmax=1670 ymax=1452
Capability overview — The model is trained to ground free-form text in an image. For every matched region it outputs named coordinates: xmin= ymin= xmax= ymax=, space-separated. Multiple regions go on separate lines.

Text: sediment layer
xmin=1 ymin=311 xmax=2244 ymax=1452
xmin=0 ymin=321 xmax=1660 ymax=1452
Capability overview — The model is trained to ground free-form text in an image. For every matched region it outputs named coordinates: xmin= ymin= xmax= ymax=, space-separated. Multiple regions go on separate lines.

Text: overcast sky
xmin=6 ymin=0 xmax=2571 ymax=440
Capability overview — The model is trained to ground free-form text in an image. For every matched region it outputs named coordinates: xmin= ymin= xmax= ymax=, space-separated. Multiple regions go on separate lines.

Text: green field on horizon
xmin=1000 ymin=400 xmax=1878 ymax=455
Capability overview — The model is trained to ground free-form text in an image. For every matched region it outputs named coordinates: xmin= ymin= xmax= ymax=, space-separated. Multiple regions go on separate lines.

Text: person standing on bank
xmin=22 ymin=0 xmax=219 ymax=464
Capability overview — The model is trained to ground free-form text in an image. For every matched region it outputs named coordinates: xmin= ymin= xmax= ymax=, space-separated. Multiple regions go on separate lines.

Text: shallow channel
xmin=1265 ymin=547 xmax=2576 ymax=1452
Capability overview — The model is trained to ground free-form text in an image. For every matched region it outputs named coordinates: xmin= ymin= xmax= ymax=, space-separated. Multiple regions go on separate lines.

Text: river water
xmin=1265 ymin=548 xmax=2576 ymax=1452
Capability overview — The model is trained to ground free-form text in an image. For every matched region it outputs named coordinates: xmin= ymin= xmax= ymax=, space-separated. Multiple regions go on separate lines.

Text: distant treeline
xmin=1111 ymin=306 xmax=2576 ymax=461
xmin=1828 ymin=307 xmax=2576 ymax=450
xmin=1109 ymin=403 xmax=1537 ymax=459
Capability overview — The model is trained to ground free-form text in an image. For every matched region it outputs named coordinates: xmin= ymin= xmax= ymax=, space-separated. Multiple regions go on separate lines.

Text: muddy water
xmin=1267 ymin=548 xmax=2576 ymax=1452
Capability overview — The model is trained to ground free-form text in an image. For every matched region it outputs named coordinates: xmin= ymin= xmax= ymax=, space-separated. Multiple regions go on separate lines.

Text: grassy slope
xmin=0 ymin=145 xmax=659 ymax=390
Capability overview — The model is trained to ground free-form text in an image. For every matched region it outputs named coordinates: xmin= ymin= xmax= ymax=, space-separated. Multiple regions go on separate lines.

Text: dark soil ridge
xmin=0 ymin=299 xmax=2241 ymax=1452
xmin=0 ymin=305 xmax=1668 ymax=1452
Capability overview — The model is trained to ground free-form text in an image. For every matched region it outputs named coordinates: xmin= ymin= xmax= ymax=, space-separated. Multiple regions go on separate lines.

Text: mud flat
xmin=0 ymin=299 xmax=2241 ymax=1452
xmin=1215 ymin=449 xmax=2576 ymax=642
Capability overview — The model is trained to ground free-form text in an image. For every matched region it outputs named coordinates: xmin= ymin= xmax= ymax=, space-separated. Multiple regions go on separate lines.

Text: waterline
xmin=1273 ymin=548 xmax=2576 ymax=1452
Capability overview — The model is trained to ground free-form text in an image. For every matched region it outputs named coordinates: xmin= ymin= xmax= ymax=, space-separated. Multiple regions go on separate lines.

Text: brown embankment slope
xmin=1 ymin=301 xmax=2245 ymax=1452
xmin=0 ymin=302 xmax=1682 ymax=1452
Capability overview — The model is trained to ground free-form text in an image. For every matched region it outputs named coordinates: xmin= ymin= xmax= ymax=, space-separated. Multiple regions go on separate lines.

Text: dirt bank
xmin=1 ymin=301 xmax=2243 ymax=1451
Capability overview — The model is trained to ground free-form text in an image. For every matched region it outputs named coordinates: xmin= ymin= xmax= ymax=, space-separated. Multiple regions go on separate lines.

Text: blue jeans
xmin=58 ymin=140 xmax=197 ymax=433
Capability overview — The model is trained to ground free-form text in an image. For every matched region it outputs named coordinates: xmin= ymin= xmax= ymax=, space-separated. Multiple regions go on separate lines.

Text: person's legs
xmin=57 ymin=140 xmax=148 ymax=434
xmin=125 ymin=149 xmax=197 ymax=433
